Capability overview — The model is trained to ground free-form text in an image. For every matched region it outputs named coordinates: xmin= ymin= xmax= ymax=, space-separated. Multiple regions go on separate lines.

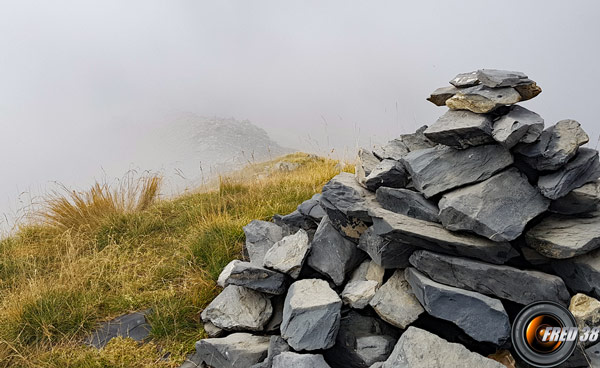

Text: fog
xmin=1 ymin=0 xmax=599 ymax=230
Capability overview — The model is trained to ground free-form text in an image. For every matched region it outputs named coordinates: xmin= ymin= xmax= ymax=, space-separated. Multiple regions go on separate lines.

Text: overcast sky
xmin=1 ymin=0 xmax=599 ymax=230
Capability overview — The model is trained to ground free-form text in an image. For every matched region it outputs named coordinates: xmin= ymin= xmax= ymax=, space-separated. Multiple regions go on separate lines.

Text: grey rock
xmin=585 ymin=342 xmax=600 ymax=367
xmin=424 ymin=110 xmax=495 ymax=149
xmin=225 ymin=261 xmax=288 ymax=295
xmin=369 ymin=207 xmax=518 ymax=264
xmin=538 ymin=147 xmax=600 ymax=200
xmin=515 ymin=119 xmax=590 ymax=171
xmin=265 ymin=295 xmax=285 ymax=333
xmin=217 ymin=260 xmax=242 ymax=288
xmin=201 ymin=285 xmax=272 ymax=331
xmin=356 ymin=148 xmax=381 ymax=187
xmin=251 ymin=336 xmax=291 ymax=368
xmin=376 ymin=187 xmax=439 ymax=223
xmin=281 ymin=279 xmax=342 ymax=351
xmin=405 ymin=268 xmax=511 ymax=345
xmin=348 ymin=260 xmax=385 ymax=285
xmin=357 ymin=226 xmax=415 ymax=269
xmin=427 ymin=85 xmax=460 ymax=106
xmin=244 ymin=220 xmax=284 ymax=266
xmin=341 ymin=281 xmax=379 ymax=309
xmin=402 ymin=144 xmax=513 ymax=198
xmin=380 ymin=327 xmax=505 ymax=368
xmin=476 ymin=69 xmax=530 ymax=88
xmin=369 ymin=270 xmax=424 ymax=329
xmin=373 ymin=126 xmax=435 ymax=160
xmin=446 ymin=85 xmax=522 ymax=114
xmin=195 ymin=333 xmax=270 ymax=368
xmin=439 ymin=168 xmax=550 ymax=242
xmin=526 ymin=212 xmax=600 ymax=259
xmin=203 ymin=321 xmax=225 ymax=338
xmin=364 ymin=159 xmax=409 ymax=192
xmin=297 ymin=193 xmax=326 ymax=223
xmin=307 ymin=216 xmax=365 ymax=286
xmin=400 ymin=125 xmax=437 ymax=152
xmin=550 ymin=180 xmax=600 ymax=215
xmin=272 ymin=352 xmax=331 ymax=368
xmin=409 ymin=250 xmax=570 ymax=305
xmin=450 ymin=71 xmax=480 ymax=87
xmin=85 ymin=310 xmax=151 ymax=349
xmin=492 ymin=105 xmax=544 ymax=148
xmin=553 ymin=248 xmax=600 ymax=299
xmin=273 ymin=210 xmax=316 ymax=232
xmin=264 ymin=229 xmax=311 ymax=279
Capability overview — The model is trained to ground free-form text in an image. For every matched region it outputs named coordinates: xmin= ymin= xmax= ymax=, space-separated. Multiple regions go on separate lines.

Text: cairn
xmin=187 ymin=69 xmax=600 ymax=368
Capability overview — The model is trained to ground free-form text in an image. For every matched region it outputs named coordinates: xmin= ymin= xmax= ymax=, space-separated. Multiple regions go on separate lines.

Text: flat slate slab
xmin=427 ymin=85 xmax=459 ymax=106
xmin=492 ymin=105 xmax=544 ymax=148
xmin=538 ymin=147 xmax=600 ymax=200
xmin=445 ymin=85 xmax=522 ymax=114
xmin=357 ymin=226 xmax=415 ymax=269
xmin=201 ymin=285 xmax=273 ymax=331
xmin=85 ymin=310 xmax=151 ymax=349
xmin=476 ymin=69 xmax=531 ymax=88
xmin=373 ymin=126 xmax=435 ymax=160
xmin=423 ymin=110 xmax=495 ymax=149
xmin=552 ymin=248 xmax=600 ymax=300
xmin=364 ymin=159 xmax=409 ymax=192
xmin=356 ymin=148 xmax=381 ymax=187
xmin=195 ymin=333 xmax=270 ymax=368
xmin=550 ymin=180 xmax=600 ymax=215
xmin=224 ymin=261 xmax=289 ymax=295
xmin=369 ymin=270 xmax=424 ymax=329
xmin=375 ymin=187 xmax=439 ymax=223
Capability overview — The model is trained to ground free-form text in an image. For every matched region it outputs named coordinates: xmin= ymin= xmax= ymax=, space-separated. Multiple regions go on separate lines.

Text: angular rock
xmin=364 ymin=159 xmax=409 ymax=192
xmin=514 ymin=81 xmax=543 ymax=100
xmin=201 ymin=285 xmax=272 ymax=331
xmin=402 ymin=144 xmax=513 ymax=198
xmin=224 ymin=261 xmax=288 ymax=295
xmin=438 ymin=168 xmax=550 ymax=242
xmin=357 ymin=226 xmax=415 ymax=269
xmin=281 ymin=279 xmax=342 ymax=351
xmin=570 ymin=293 xmax=600 ymax=331
xmin=244 ymin=220 xmax=284 ymax=265
xmin=380 ymin=327 xmax=505 ymax=368
xmin=348 ymin=260 xmax=385 ymax=285
xmin=370 ymin=207 xmax=518 ymax=264
xmin=273 ymin=210 xmax=316 ymax=232
xmin=409 ymin=250 xmax=570 ymax=305
xmin=446 ymin=85 xmax=522 ymax=114
xmin=538 ymin=148 xmax=600 ymax=200
xmin=450 ymin=71 xmax=480 ymax=87
xmin=297 ymin=193 xmax=326 ymax=223
xmin=476 ymin=69 xmax=531 ymax=88
xmin=373 ymin=126 xmax=435 ymax=161
xmin=526 ymin=212 xmax=600 ymax=259
xmin=553 ymin=248 xmax=600 ymax=299
xmin=251 ymin=336 xmax=291 ymax=368
xmin=265 ymin=295 xmax=285 ymax=333
xmin=405 ymin=268 xmax=511 ymax=345
xmin=356 ymin=148 xmax=381 ymax=187
xmin=195 ymin=333 xmax=270 ymax=368
xmin=341 ymin=281 xmax=379 ymax=309
xmin=369 ymin=270 xmax=424 ymax=329
xmin=492 ymin=105 xmax=544 ymax=148
xmin=263 ymin=229 xmax=311 ymax=279
xmin=514 ymin=120 xmax=590 ymax=171
xmin=550 ymin=180 xmax=600 ymax=215
xmin=307 ymin=216 xmax=365 ymax=286
xmin=376 ymin=187 xmax=439 ymax=223
xmin=423 ymin=110 xmax=495 ymax=149
xmin=487 ymin=350 xmax=516 ymax=368
xmin=427 ymin=85 xmax=459 ymax=106
xmin=217 ymin=260 xmax=242 ymax=288
xmin=272 ymin=352 xmax=331 ymax=368
xmin=203 ymin=321 xmax=225 ymax=338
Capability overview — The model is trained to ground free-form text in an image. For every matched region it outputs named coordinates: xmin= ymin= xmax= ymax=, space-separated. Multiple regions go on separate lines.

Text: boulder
xmin=526 ymin=212 xmax=600 ymax=259
xmin=195 ymin=333 xmax=270 ymax=368
xmin=251 ymin=336 xmax=291 ymax=368
xmin=341 ymin=281 xmax=379 ymax=309
xmin=272 ymin=352 xmax=331 ymax=368
xmin=427 ymin=85 xmax=459 ymax=106
xmin=553 ymin=248 xmax=600 ymax=300
xmin=476 ymin=69 xmax=531 ymax=88
xmin=369 ymin=207 xmax=518 ymax=265
xmin=356 ymin=148 xmax=381 ymax=187
xmin=405 ymin=268 xmax=511 ymax=346
xmin=445 ymin=85 xmax=522 ymax=114
xmin=438 ymin=168 xmax=550 ymax=242
xmin=492 ymin=105 xmax=544 ymax=148
xmin=307 ymin=216 xmax=366 ymax=286
xmin=348 ymin=260 xmax=385 ymax=285
xmin=264 ymin=229 xmax=311 ymax=279
xmin=550 ymin=180 xmax=600 ymax=215
xmin=373 ymin=126 xmax=435 ymax=160
xmin=364 ymin=159 xmax=409 ymax=192
xmin=217 ymin=260 xmax=242 ymax=288
xmin=224 ymin=261 xmax=289 ymax=295
xmin=244 ymin=220 xmax=284 ymax=265
xmin=375 ymin=187 xmax=439 ymax=223
xmin=297 ymin=193 xmax=326 ymax=224
xmin=357 ymin=226 xmax=415 ymax=269
xmin=201 ymin=285 xmax=273 ymax=331
xmin=402 ymin=144 xmax=513 ymax=198
xmin=409 ymin=250 xmax=570 ymax=305
xmin=537 ymin=148 xmax=600 ymax=200
xmin=423 ymin=110 xmax=495 ymax=149
xmin=450 ymin=71 xmax=479 ymax=87
xmin=281 ymin=279 xmax=342 ymax=351
xmin=379 ymin=327 xmax=505 ymax=368
xmin=369 ymin=270 xmax=424 ymax=329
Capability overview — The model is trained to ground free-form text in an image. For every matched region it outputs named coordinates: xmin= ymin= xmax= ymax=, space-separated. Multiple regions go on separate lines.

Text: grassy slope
xmin=0 ymin=153 xmax=349 ymax=368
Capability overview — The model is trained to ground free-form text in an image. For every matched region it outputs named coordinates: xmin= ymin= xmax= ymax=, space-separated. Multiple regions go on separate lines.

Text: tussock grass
xmin=0 ymin=153 xmax=349 ymax=368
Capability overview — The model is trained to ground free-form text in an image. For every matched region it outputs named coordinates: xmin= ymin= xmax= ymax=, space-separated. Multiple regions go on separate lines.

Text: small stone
xmin=244 ymin=220 xmax=284 ymax=266
xmin=373 ymin=126 xmax=435 ymax=160
xmin=281 ymin=279 xmax=342 ymax=351
xmin=550 ymin=180 xmax=600 ymax=215
xmin=357 ymin=226 xmax=415 ymax=269
xmin=376 ymin=187 xmax=439 ymax=223
xmin=476 ymin=69 xmax=530 ymax=88
xmin=264 ymin=229 xmax=311 ymax=279
xmin=514 ymin=81 xmax=543 ymax=100
xmin=356 ymin=148 xmax=381 ymax=187
xmin=369 ymin=270 xmax=424 ymax=329
xmin=424 ymin=110 xmax=495 ymax=149
xmin=273 ymin=210 xmax=316 ymax=232
xmin=225 ymin=261 xmax=289 ymax=295
xmin=251 ymin=336 xmax=291 ymax=368
xmin=297 ymin=194 xmax=326 ymax=223
xmin=203 ymin=321 xmax=224 ymax=338
xmin=438 ymin=168 xmax=550 ymax=242
xmin=538 ymin=147 xmax=600 ymax=200
xmin=364 ymin=160 xmax=409 ymax=192
xmin=569 ymin=294 xmax=600 ymax=330
xmin=405 ymin=268 xmax=511 ymax=345
xmin=427 ymin=85 xmax=460 ymax=106
xmin=201 ymin=285 xmax=272 ymax=331
xmin=492 ymin=105 xmax=544 ymax=148
xmin=450 ymin=71 xmax=480 ymax=87
xmin=195 ymin=333 xmax=270 ymax=368
xmin=446 ymin=85 xmax=522 ymax=114
xmin=272 ymin=352 xmax=331 ymax=368
xmin=217 ymin=260 xmax=242 ymax=288
xmin=553 ymin=248 xmax=600 ymax=299
xmin=402 ymin=144 xmax=513 ymax=198
xmin=341 ymin=281 xmax=379 ymax=309
xmin=348 ymin=260 xmax=385 ymax=285
xmin=487 ymin=350 xmax=516 ymax=368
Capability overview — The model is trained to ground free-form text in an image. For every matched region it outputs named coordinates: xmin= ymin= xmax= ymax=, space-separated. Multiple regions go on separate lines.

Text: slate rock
xmin=550 ymin=180 xmax=600 ymax=215
xmin=405 ymin=268 xmax=511 ymax=345
xmin=376 ymin=187 xmax=439 ymax=223
xmin=217 ymin=260 xmax=242 ymax=288
xmin=409 ymin=250 xmax=570 ymax=305
xmin=225 ymin=261 xmax=288 ymax=295
xmin=446 ymin=85 xmax=522 ymax=114
xmin=251 ymin=336 xmax=291 ymax=368
xmin=273 ymin=210 xmax=316 ymax=232
xmin=265 ymin=295 xmax=285 ymax=333
xmin=264 ymin=229 xmax=311 ymax=279
xmin=476 ymin=69 xmax=531 ymax=88
xmin=297 ymin=193 xmax=326 ymax=223
xmin=357 ymin=226 xmax=415 ymax=269
xmin=492 ymin=105 xmax=544 ymax=148
xmin=203 ymin=321 xmax=225 ymax=338
xmin=369 ymin=207 xmax=518 ymax=264
xmin=85 ymin=310 xmax=151 ymax=349
xmin=195 ymin=333 xmax=270 ymax=368
xmin=553 ymin=248 xmax=600 ymax=299
xmin=379 ymin=327 xmax=505 ymax=368
xmin=341 ymin=281 xmax=379 ymax=309
xmin=427 ymin=85 xmax=460 ymax=106
xmin=450 ymin=71 xmax=480 ymax=87
xmin=281 ymin=279 xmax=342 ymax=351
xmin=356 ymin=148 xmax=381 ymax=187
xmin=201 ymin=285 xmax=272 ymax=331
xmin=487 ymin=350 xmax=517 ymax=368
xmin=373 ymin=126 xmax=435 ymax=160
xmin=348 ymin=259 xmax=385 ymax=285
xmin=307 ymin=216 xmax=366 ymax=286
xmin=538 ymin=148 xmax=600 ymax=200
xmin=244 ymin=220 xmax=284 ymax=265
xmin=364 ymin=159 xmax=409 ymax=192
xmin=423 ymin=110 xmax=495 ymax=149
xmin=369 ymin=270 xmax=424 ymax=329
xmin=402 ymin=144 xmax=513 ymax=198
xmin=526 ymin=212 xmax=600 ymax=259
xmin=438 ymin=168 xmax=550 ymax=242
xmin=515 ymin=119 xmax=590 ymax=171
xmin=272 ymin=352 xmax=331 ymax=368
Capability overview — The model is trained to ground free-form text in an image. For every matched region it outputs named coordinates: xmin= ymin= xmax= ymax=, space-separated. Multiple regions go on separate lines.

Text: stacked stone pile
xmin=188 ymin=69 xmax=600 ymax=368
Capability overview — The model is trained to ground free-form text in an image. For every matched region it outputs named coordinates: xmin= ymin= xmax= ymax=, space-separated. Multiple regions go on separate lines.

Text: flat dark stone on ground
xmin=85 ymin=310 xmax=151 ymax=349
